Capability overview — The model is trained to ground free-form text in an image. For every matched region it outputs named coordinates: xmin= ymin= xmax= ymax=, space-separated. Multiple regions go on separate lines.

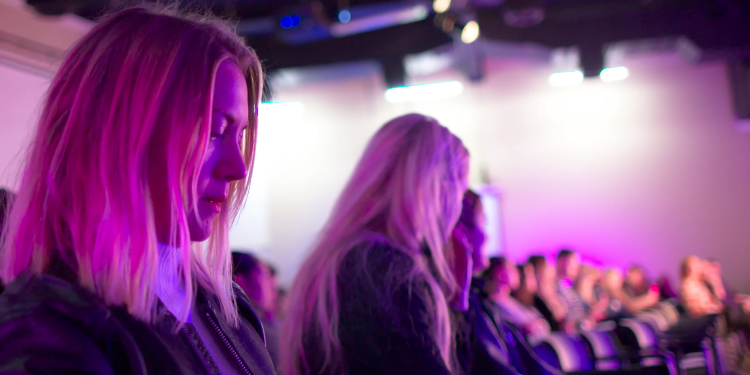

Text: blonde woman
xmin=0 ymin=7 xmax=274 ymax=375
xmin=280 ymin=114 xmax=469 ymax=375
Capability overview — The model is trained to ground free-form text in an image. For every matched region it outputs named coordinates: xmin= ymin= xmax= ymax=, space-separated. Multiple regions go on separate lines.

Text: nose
xmin=214 ymin=138 xmax=248 ymax=182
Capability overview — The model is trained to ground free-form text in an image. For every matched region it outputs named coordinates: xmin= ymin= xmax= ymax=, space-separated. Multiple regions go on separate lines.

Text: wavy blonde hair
xmin=0 ymin=6 xmax=263 ymax=326
xmin=280 ymin=113 xmax=470 ymax=375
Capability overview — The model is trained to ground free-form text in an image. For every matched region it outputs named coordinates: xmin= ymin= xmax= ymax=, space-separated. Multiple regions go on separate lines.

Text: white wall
xmin=0 ymin=0 xmax=91 ymax=189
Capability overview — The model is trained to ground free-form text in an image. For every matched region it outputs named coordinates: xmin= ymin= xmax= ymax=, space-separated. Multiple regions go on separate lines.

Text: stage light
xmin=384 ymin=81 xmax=464 ymax=103
xmin=548 ymin=71 xmax=583 ymax=87
xmin=433 ymin=0 xmax=451 ymax=13
xmin=258 ymin=101 xmax=305 ymax=117
xmin=280 ymin=16 xmax=293 ymax=29
xmin=338 ymin=10 xmax=351 ymax=23
xmin=290 ymin=14 xmax=301 ymax=27
xmin=280 ymin=15 xmax=301 ymax=29
xmin=330 ymin=4 xmax=429 ymax=37
xmin=599 ymin=66 xmax=629 ymax=82
xmin=461 ymin=21 xmax=480 ymax=44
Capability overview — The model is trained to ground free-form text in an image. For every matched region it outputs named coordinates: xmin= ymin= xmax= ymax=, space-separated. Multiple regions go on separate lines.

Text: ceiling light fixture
xmin=384 ymin=81 xmax=464 ymax=103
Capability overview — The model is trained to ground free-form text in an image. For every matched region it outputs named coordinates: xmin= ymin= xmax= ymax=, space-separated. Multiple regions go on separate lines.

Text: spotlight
xmin=385 ymin=81 xmax=464 ymax=103
xmin=280 ymin=14 xmax=301 ymax=29
xmin=330 ymin=4 xmax=429 ymax=37
xmin=433 ymin=0 xmax=451 ymax=13
xmin=443 ymin=17 xmax=456 ymax=32
xmin=338 ymin=10 xmax=351 ymax=23
xmin=280 ymin=16 xmax=293 ymax=29
xmin=461 ymin=21 xmax=480 ymax=44
xmin=548 ymin=71 xmax=583 ymax=87
xmin=599 ymin=67 xmax=629 ymax=82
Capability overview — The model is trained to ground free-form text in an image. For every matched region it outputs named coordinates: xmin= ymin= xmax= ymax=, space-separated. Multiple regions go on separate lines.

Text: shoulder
xmin=342 ymin=238 xmax=417 ymax=280
xmin=0 ymin=272 xmax=111 ymax=329
xmin=232 ymin=282 xmax=266 ymax=343
xmin=0 ymin=273 xmax=116 ymax=374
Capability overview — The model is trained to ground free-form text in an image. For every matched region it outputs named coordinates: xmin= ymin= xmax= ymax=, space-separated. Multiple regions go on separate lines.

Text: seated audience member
xmin=703 ymin=259 xmax=750 ymax=335
xmin=232 ymin=251 xmax=280 ymax=367
xmin=703 ymin=258 xmax=727 ymax=302
xmin=484 ymin=257 xmax=551 ymax=345
xmin=603 ymin=269 xmax=659 ymax=317
xmin=513 ymin=263 xmax=537 ymax=308
xmin=657 ymin=274 xmax=679 ymax=301
xmin=528 ymin=255 xmax=568 ymax=332
xmin=576 ymin=265 xmax=610 ymax=322
xmin=280 ymin=114 xmax=469 ymax=375
xmin=623 ymin=265 xmax=650 ymax=298
xmin=680 ymin=255 xmax=724 ymax=317
xmin=556 ymin=249 xmax=592 ymax=329
xmin=451 ymin=191 xmax=560 ymax=375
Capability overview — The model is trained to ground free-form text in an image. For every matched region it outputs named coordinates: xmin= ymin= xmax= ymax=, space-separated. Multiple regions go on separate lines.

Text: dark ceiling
xmin=21 ymin=0 xmax=750 ymax=74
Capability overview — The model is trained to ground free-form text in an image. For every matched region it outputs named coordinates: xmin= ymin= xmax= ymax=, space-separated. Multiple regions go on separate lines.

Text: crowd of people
xmin=0 ymin=5 xmax=748 ymax=375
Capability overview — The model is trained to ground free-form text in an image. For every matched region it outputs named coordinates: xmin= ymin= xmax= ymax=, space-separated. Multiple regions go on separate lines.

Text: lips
xmin=202 ymin=196 xmax=227 ymax=213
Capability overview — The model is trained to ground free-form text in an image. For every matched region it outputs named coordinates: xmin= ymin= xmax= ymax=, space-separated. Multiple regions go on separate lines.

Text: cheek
xmin=195 ymin=147 xmax=218 ymax=195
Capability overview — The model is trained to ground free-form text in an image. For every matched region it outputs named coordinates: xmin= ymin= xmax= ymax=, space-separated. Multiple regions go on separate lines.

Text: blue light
xmin=290 ymin=14 xmax=301 ymax=27
xmin=280 ymin=16 xmax=293 ymax=29
xmin=338 ymin=10 xmax=352 ymax=23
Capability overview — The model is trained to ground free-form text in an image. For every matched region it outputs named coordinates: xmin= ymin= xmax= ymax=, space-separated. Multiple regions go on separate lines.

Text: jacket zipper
xmin=180 ymin=328 xmax=216 ymax=375
xmin=205 ymin=310 xmax=253 ymax=375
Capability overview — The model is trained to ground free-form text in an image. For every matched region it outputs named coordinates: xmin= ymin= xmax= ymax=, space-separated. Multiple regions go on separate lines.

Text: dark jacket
xmin=0 ymin=260 xmax=276 ymax=375
xmin=302 ymin=241 xmax=452 ymax=375
xmin=465 ymin=282 xmax=563 ymax=375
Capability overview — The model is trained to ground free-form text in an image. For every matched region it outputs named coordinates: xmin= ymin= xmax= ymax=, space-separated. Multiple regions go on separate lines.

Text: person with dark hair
xmin=446 ymin=190 xmax=561 ymax=375
xmin=528 ymin=255 xmax=567 ymax=332
xmin=513 ymin=263 xmax=537 ymax=308
xmin=623 ymin=265 xmax=650 ymax=298
xmin=483 ymin=257 xmax=550 ymax=345
xmin=556 ymin=249 xmax=592 ymax=330
xmin=232 ymin=251 xmax=280 ymax=367
xmin=603 ymin=269 xmax=659 ymax=317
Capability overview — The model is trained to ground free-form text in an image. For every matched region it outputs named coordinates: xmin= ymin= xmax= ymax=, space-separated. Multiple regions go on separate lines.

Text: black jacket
xmin=302 ymin=241 xmax=452 ymax=375
xmin=464 ymin=283 xmax=563 ymax=375
xmin=0 ymin=260 xmax=276 ymax=375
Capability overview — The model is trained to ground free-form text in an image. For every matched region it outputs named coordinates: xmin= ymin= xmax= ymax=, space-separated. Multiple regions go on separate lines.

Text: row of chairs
xmin=532 ymin=301 xmax=735 ymax=375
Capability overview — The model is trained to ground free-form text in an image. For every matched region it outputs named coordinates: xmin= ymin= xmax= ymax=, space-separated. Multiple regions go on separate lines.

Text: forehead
xmin=212 ymin=61 xmax=249 ymax=121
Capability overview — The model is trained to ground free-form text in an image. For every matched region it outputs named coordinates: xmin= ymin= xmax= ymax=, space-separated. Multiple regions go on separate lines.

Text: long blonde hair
xmin=0 ymin=6 xmax=263 ymax=326
xmin=280 ymin=114 xmax=470 ymax=375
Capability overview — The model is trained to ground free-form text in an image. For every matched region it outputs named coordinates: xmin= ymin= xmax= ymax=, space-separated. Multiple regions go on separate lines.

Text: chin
xmin=188 ymin=222 xmax=212 ymax=242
